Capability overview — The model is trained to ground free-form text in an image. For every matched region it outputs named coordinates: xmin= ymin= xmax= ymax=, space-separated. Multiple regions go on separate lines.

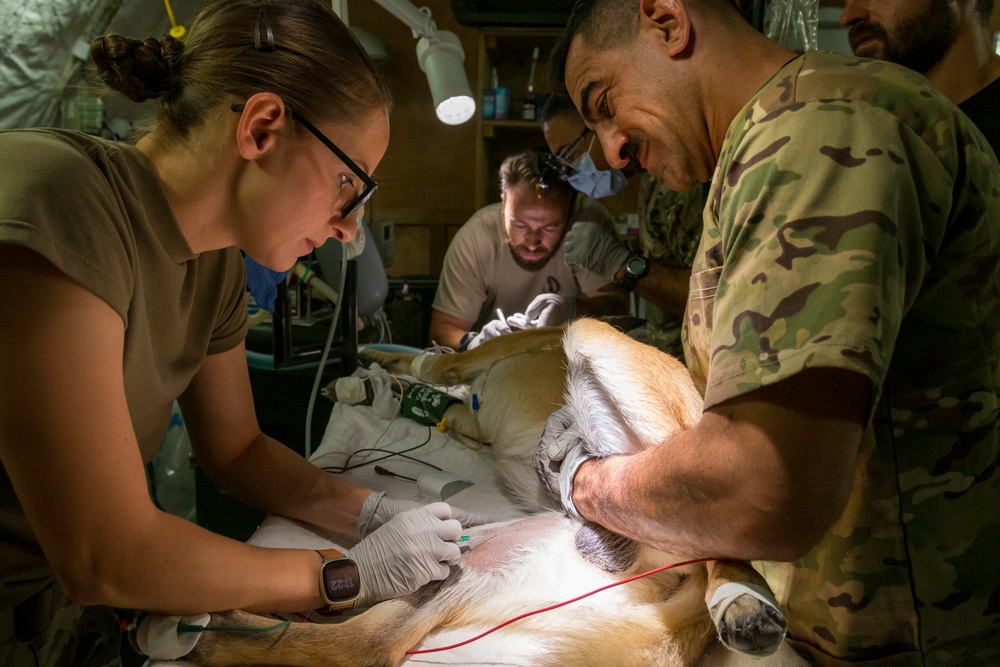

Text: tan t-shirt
xmin=0 ymin=129 xmax=247 ymax=610
xmin=433 ymin=195 xmax=614 ymax=330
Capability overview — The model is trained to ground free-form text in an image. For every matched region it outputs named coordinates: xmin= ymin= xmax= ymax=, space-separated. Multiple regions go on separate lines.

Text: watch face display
xmin=322 ymin=560 xmax=361 ymax=602
xmin=627 ymin=256 xmax=648 ymax=275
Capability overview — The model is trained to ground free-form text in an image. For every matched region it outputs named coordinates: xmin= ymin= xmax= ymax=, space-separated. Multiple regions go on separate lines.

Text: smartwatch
xmin=621 ymin=254 xmax=650 ymax=292
xmin=316 ymin=548 xmax=361 ymax=610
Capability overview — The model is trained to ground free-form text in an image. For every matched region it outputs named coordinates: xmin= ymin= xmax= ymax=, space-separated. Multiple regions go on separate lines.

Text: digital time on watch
xmin=317 ymin=548 xmax=361 ymax=610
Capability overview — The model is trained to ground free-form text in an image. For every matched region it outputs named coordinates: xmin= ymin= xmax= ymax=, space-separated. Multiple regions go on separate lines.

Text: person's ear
xmin=234 ymin=92 xmax=291 ymax=160
xmin=640 ymin=0 xmax=692 ymax=58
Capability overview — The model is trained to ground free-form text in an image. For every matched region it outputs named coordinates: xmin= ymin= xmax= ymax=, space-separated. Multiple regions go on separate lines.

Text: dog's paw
xmin=714 ymin=591 xmax=787 ymax=656
xmin=357 ymin=348 xmax=410 ymax=375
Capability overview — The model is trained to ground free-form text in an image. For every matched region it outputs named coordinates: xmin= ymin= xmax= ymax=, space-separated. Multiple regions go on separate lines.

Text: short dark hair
xmin=548 ymin=0 xmax=746 ymax=97
xmin=539 ymin=93 xmax=580 ymax=126
xmin=548 ymin=0 xmax=641 ymax=98
xmin=499 ymin=148 xmax=574 ymax=200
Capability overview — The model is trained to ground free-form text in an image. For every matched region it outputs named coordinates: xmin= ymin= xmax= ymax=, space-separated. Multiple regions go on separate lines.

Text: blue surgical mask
xmin=565 ymin=136 xmax=628 ymax=199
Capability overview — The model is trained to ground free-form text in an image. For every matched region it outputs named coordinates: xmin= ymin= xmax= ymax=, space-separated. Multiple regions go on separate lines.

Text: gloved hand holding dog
xmin=534 ymin=407 xmax=595 ymax=522
xmin=357 ymin=490 xmax=486 ymax=538
xmin=520 ymin=293 xmax=577 ymax=327
xmin=348 ymin=502 xmax=462 ymax=608
xmin=465 ymin=317 xmax=514 ymax=350
xmin=562 ymin=221 xmax=630 ymax=281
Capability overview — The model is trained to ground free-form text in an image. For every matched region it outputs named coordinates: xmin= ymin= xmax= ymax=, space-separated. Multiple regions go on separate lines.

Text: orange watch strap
xmin=316 ymin=548 xmax=356 ymax=612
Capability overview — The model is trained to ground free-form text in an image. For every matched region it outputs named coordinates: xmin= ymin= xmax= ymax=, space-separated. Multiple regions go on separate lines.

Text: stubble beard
xmin=850 ymin=0 xmax=958 ymax=75
xmin=507 ymin=242 xmax=553 ymax=271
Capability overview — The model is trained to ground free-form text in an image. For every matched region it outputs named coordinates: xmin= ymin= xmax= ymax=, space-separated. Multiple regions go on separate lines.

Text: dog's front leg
xmin=357 ymin=348 xmax=418 ymax=376
xmin=183 ymin=596 xmax=448 ymax=667
xmin=703 ymin=559 xmax=787 ymax=657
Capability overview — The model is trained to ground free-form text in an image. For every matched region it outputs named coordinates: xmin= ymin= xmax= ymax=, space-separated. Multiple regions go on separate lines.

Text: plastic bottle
xmin=493 ymin=67 xmax=510 ymax=120
xmin=521 ymin=47 xmax=540 ymax=121
xmin=482 ymin=87 xmax=496 ymax=120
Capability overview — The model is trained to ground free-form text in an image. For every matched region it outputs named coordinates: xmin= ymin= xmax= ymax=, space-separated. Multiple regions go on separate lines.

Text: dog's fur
xmin=185 ymin=320 xmax=787 ymax=666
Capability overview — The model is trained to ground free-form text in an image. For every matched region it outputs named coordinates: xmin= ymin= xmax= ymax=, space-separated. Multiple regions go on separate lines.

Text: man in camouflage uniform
xmin=633 ymin=176 xmax=704 ymax=357
xmin=536 ymin=0 xmax=1000 ymax=665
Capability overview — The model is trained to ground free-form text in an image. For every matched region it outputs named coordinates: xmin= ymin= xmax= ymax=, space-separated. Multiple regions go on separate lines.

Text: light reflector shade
xmin=416 ymin=31 xmax=476 ymax=125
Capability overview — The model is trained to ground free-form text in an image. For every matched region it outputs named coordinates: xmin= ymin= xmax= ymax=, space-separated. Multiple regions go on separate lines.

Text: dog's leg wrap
xmin=708 ymin=582 xmax=787 ymax=655
xmin=409 ymin=350 xmax=434 ymax=379
xmin=133 ymin=613 xmax=212 ymax=660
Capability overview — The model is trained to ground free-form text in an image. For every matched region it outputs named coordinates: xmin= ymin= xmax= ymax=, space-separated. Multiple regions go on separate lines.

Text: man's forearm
xmin=428 ymin=310 xmax=474 ymax=350
xmin=576 ymin=289 xmax=630 ymax=317
xmin=571 ymin=425 xmax=780 ymax=560
xmin=571 ymin=376 xmax=866 ymax=562
xmin=427 ymin=325 xmax=464 ymax=350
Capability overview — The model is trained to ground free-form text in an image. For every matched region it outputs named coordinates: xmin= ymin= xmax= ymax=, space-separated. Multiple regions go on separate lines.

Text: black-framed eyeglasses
xmin=231 ymin=102 xmax=378 ymax=219
xmin=555 ymin=127 xmax=592 ymax=170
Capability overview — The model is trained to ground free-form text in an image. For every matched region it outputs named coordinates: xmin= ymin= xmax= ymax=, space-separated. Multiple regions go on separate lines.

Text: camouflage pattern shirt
xmin=683 ymin=51 xmax=1000 ymax=666
xmin=635 ymin=175 xmax=706 ymax=358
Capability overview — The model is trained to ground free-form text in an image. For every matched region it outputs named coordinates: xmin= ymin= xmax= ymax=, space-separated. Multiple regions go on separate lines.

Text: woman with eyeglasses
xmin=0 ymin=1 xmax=478 ymax=663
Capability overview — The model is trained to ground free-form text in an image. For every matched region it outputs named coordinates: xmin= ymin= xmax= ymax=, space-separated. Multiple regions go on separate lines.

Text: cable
xmin=375 ymin=465 xmax=417 ymax=481
xmin=319 ymin=425 xmax=439 ymax=475
xmin=404 ymin=557 xmax=716 ymax=655
xmin=177 ymin=619 xmax=291 ymax=634
xmin=304 ymin=256 xmax=349 ymax=460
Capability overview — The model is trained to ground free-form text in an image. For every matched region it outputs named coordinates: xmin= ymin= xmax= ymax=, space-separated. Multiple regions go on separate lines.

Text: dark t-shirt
xmin=959 ymin=75 xmax=1000 ymax=158
xmin=0 ymin=129 xmax=247 ymax=609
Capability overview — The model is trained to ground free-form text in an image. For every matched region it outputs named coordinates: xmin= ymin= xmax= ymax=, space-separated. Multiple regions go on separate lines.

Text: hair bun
xmin=89 ymin=34 xmax=184 ymax=102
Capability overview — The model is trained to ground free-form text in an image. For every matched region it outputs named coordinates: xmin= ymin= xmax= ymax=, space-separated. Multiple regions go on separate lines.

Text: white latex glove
xmin=534 ymin=407 xmax=595 ymax=522
xmin=348 ymin=503 xmax=462 ymax=608
xmin=466 ymin=317 xmax=513 ymax=350
xmin=522 ymin=293 xmax=577 ymax=327
xmin=563 ymin=221 xmax=630 ymax=281
xmin=357 ymin=491 xmax=487 ymax=538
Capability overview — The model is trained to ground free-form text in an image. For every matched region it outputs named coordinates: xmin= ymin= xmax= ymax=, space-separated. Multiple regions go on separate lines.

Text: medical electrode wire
xmin=304 ymin=255 xmax=349 ymax=460
xmin=403 ymin=557 xmax=716 ymax=655
xmin=319 ymin=425 xmax=440 ymax=475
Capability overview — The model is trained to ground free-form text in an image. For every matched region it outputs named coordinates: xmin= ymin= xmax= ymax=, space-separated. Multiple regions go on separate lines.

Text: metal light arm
xmin=371 ymin=0 xmax=438 ymax=40
xmin=370 ymin=0 xmax=476 ymax=125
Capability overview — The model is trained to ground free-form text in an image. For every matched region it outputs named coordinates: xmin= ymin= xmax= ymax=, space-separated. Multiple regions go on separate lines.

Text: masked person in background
xmin=541 ymin=93 xmax=706 ymax=359
xmin=429 ymin=148 xmax=629 ymax=351
xmin=0 ymin=2 xmax=484 ymax=664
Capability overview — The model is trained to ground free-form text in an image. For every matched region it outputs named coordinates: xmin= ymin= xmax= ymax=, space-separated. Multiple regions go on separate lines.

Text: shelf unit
xmin=473 ymin=27 xmax=562 ymax=209
xmin=471 ymin=27 xmax=644 ymax=217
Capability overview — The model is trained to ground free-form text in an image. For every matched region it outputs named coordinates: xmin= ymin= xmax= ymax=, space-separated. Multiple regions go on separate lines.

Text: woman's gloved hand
xmin=357 ymin=491 xmax=487 ymax=538
xmin=563 ymin=221 xmax=630 ymax=281
xmin=348 ymin=503 xmax=462 ymax=608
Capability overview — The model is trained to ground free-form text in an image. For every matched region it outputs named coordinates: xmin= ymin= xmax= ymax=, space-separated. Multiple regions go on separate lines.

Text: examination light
xmin=373 ymin=0 xmax=476 ymax=125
